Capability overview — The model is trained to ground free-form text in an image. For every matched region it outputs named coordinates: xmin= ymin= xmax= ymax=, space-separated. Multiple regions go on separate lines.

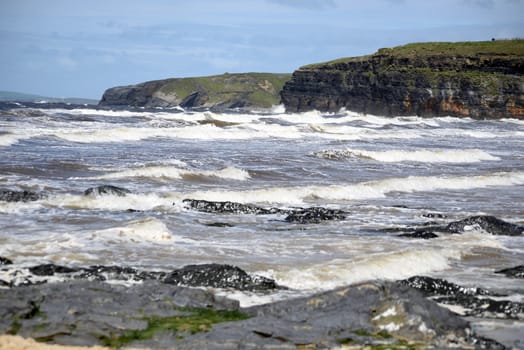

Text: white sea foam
xmin=46 ymin=193 xmax=175 ymax=212
xmin=91 ymin=217 xmax=176 ymax=243
xmin=182 ymin=171 xmax=524 ymax=205
xmin=276 ymin=248 xmax=459 ymax=290
xmin=314 ymin=148 xmax=500 ymax=163
xmin=0 ymin=133 xmax=26 ymax=147
xmin=90 ymin=166 xmax=250 ymax=181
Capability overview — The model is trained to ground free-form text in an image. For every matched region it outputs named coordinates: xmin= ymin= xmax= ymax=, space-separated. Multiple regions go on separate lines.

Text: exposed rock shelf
xmin=281 ymin=40 xmax=524 ymax=119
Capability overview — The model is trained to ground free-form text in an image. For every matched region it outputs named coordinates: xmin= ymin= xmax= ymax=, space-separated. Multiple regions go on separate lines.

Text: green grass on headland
xmin=303 ymin=39 xmax=524 ymax=68
xmin=158 ymin=72 xmax=291 ymax=108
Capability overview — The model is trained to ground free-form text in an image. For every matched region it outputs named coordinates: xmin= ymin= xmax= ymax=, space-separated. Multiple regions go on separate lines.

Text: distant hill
xmin=0 ymin=91 xmax=98 ymax=105
xmin=99 ymin=73 xmax=292 ymax=109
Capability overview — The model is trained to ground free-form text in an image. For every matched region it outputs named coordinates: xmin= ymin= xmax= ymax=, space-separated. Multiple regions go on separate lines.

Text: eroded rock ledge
xmin=281 ymin=40 xmax=524 ymax=119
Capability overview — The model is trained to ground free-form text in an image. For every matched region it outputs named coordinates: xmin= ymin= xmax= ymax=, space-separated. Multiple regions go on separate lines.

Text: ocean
xmin=1 ymin=103 xmax=523 ymax=343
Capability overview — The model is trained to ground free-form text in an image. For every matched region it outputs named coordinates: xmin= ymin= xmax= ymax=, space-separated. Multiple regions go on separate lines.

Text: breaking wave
xmin=314 ymin=148 xmax=500 ymax=163
xmin=88 ymin=166 xmax=251 ymax=181
xmin=183 ymin=171 xmax=524 ymax=205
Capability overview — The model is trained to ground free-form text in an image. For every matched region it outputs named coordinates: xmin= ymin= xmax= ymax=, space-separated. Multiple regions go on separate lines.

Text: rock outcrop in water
xmin=495 ymin=265 xmax=524 ymax=279
xmin=401 ymin=276 xmax=524 ymax=320
xmin=98 ymin=73 xmax=291 ymax=109
xmin=395 ymin=215 xmax=522 ymax=239
xmin=164 ymin=264 xmax=279 ymax=291
xmin=283 ymin=207 xmax=347 ymax=224
xmin=0 ymin=189 xmax=44 ymax=202
xmin=183 ymin=199 xmax=349 ymax=224
xmin=84 ymin=185 xmax=131 ymax=197
xmin=281 ymin=40 xmax=524 ymax=119
xmin=1 ymin=262 xmax=281 ymax=292
xmin=445 ymin=215 xmax=523 ymax=236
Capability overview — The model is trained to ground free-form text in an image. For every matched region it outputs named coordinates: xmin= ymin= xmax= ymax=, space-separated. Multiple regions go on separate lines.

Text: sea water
xmin=0 ymin=103 xmax=523 ymax=339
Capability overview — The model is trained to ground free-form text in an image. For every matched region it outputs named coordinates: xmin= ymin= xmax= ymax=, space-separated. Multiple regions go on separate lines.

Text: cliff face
xmin=99 ymin=73 xmax=291 ymax=109
xmin=281 ymin=41 xmax=524 ymax=119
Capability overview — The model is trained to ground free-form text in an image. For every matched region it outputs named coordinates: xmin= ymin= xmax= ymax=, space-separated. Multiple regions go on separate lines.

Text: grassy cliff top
xmin=303 ymin=39 xmax=524 ymax=68
xmin=158 ymin=72 xmax=291 ymax=108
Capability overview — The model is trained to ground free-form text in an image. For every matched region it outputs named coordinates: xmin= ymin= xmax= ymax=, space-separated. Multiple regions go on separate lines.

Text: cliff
xmin=281 ymin=40 xmax=524 ymax=118
xmin=99 ymin=73 xmax=291 ymax=109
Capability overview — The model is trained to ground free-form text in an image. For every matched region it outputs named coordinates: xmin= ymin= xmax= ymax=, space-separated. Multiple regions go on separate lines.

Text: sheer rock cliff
xmin=281 ymin=40 xmax=524 ymax=119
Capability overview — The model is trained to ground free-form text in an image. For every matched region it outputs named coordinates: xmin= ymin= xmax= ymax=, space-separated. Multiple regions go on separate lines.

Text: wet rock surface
xmin=1 ymin=263 xmax=280 ymax=292
xmin=283 ymin=207 xmax=347 ymax=224
xmin=445 ymin=215 xmax=524 ymax=236
xmin=394 ymin=215 xmax=522 ymax=239
xmin=0 ymin=189 xmax=44 ymax=202
xmin=495 ymin=265 xmax=524 ymax=279
xmin=183 ymin=199 xmax=349 ymax=224
xmin=398 ymin=229 xmax=439 ymax=239
xmin=401 ymin=276 xmax=524 ymax=320
xmin=0 ymin=280 xmax=503 ymax=349
xmin=164 ymin=264 xmax=280 ymax=291
xmin=182 ymin=199 xmax=282 ymax=215
xmin=0 ymin=257 xmax=13 ymax=265
xmin=0 ymin=281 xmax=240 ymax=347
xmin=84 ymin=185 xmax=132 ymax=197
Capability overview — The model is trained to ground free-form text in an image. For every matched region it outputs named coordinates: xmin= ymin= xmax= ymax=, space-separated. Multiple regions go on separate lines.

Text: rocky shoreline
xmin=2 ymin=188 xmax=523 ymax=348
xmin=2 ymin=257 xmax=522 ymax=349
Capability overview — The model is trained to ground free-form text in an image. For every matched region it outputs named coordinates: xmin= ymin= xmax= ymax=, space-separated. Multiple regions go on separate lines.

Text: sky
xmin=0 ymin=0 xmax=523 ymax=100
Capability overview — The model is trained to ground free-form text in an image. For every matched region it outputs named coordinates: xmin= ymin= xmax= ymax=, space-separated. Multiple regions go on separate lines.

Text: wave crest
xmin=314 ymin=148 xmax=500 ymax=163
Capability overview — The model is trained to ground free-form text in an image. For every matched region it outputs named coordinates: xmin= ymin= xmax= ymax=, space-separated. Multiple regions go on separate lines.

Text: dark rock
xmin=0 ymin=256 xmax=13 ymax=265
xmin=183 ymin=199 xmax=348 ymax=225
xmin=204 ymin=222 xmax=235 ymax=227
xmin=401 ymin=276 xmax=492 ymax=297
xmin=0 ymin=279 xmax=505 ymax=349
xmin=29 ymin=264 xmax=79 ymax=276
xmin=495 ymin=265 xmax=524 ymax=279
xmin=470 ymin=335 xmax=508 ymax=350
xmin=76 ymin=265 xmax=166 ymax=282
xmin=400 ymin=276 xmax=523 ymax=320
xmin=182 ymin=199 xmax=282 ymax=215
xmin=422 ymin=212 xmax=447 ymax=219
xmin=434 ymin=294 xmax=524 ymax=319
xmin=398 ymin=229 xmax=439 ymax=239
xmin=0 ymin=189 xmax=43 ymax=202
xmin=284 ymin=207 xmax=347 ymax=224
xmin=0 ymin=280 xmax=239 ymax=346
xmin=180 ymin=90 xmax=208 ymax=108
xmin=164 ymin=264 xmax=279 ymax=291
xmin=445 ymin=215 xmax=523 ymax=236
xmin=84 ymin=185 xmax=131 ymax=197
xmin=176 ymin=281 xmax=498 ymax=349
xmin=3 ymin=263 xmax=277 ymax=292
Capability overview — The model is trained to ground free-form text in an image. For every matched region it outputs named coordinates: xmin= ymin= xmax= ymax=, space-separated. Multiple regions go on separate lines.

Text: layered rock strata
xmin=281 ymin=40 xmax=524 ymax=119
